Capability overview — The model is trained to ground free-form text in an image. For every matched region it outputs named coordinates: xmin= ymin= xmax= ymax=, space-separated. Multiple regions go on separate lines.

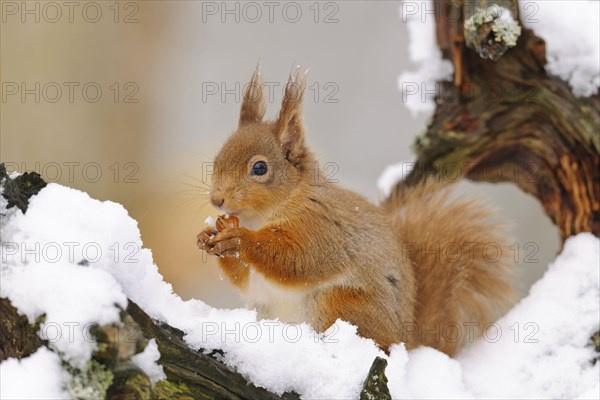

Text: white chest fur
xmin=242 ymin=267 xmax=309 ymax=323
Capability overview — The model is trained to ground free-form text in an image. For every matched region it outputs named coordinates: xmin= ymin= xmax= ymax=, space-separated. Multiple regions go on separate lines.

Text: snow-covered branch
xmin=1 ymin=164 xmax=598 ymax=399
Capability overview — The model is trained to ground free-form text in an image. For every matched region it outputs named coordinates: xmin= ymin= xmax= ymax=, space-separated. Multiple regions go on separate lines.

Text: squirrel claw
xmin=197 ymin=227 xmax=218 ymax=251
xmin=206 ymin=228 xmax=247 ymax=258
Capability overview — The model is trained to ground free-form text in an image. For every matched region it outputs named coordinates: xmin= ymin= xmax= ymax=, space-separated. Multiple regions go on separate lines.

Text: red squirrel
xmin=197 ymin=66 xmax=513 ymax=356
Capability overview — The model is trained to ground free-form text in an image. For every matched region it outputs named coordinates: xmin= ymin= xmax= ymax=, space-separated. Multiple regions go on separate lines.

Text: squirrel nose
xmin=211 ymin=195 xmax=224 ymax=208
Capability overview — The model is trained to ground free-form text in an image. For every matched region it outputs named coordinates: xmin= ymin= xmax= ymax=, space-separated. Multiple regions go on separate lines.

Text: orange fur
xmin=383 ymin=180 xmax=515 ymax=355
xmin=197 ymin=66 xmax=514 ymax=356
xmin=218 ymin=257 xmax=250 ymax=289
xmin=315 ymin=287 xmax=412 ymax=350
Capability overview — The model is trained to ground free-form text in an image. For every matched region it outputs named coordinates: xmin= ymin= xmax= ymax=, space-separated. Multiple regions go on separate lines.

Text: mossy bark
xmin=360 ymin=357 xmax=392 ymax=400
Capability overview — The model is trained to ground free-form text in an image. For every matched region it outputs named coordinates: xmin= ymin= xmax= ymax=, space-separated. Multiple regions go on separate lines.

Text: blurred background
xmin=1 ymin=1 xmax=560 ymax=308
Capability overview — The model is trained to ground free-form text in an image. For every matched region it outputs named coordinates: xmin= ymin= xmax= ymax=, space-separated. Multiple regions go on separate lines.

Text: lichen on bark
xmin=464 ymin=4 xmax=521 ymax=60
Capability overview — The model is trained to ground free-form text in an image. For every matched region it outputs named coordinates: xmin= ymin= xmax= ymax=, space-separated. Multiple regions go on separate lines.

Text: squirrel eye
xmin=251 ymin=161 xmax=268 ymax=176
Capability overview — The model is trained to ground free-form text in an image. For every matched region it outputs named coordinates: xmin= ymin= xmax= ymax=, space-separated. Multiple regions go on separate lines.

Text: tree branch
xmin=396 ymin=0 xmax=599 ymax=241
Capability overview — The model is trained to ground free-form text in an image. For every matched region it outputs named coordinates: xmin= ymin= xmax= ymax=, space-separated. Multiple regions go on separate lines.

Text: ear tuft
xmin=239 ymin=63 xmax=267 ymax=127
xmin=275 ymin=66 xmax=309 ymax=166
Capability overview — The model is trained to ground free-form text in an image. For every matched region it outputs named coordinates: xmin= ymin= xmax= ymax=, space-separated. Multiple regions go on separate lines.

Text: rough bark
xmin=0 ymin=298 xmax=45 ymax=361
xmin=397 ymin=0 xmax=599 ymax=241
xmin=360 ymin=357 xmax=391 ymax=400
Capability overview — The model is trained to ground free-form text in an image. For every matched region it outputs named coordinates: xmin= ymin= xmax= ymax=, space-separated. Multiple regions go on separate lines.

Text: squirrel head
xmin=210 ymin=65 xmax=314 ymax=224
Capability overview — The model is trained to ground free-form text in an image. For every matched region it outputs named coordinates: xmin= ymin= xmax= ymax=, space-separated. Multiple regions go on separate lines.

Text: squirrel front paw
xmin=206 ymin=227 xmax=250 ymax=258
xmin=197 ymin=226 xmax=218 ymax=252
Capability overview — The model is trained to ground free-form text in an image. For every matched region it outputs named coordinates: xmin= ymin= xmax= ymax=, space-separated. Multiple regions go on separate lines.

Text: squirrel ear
xmin=275 ymin=66 xmax=309 ymax=166
xmin=239 ymin=64 xmax=267 ymax=127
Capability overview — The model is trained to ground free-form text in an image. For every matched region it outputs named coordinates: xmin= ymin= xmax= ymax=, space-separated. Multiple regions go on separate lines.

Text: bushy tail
xmin=382 ymin=179 xmax=515 ymax=356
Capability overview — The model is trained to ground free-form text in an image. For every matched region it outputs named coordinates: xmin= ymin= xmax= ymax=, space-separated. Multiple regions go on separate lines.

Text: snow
xmin=3 ymin=262 xmax=127 ymax=367
xmin=1 ymin=185 xmax=129 ymax=367
xmin=377 ymin=161 xmax=414 ymax=196
xmin=579 ymin=383 xmax=600 ymax=400
xmin=131 ymin=339 xmax=166 ymax=385
xmin=521 ymin=1 xmax=600 ymax=97
xmin=204 ymin=215 xmax=216 ymax=228
xmin=387 ymin=345 xmax=472 ymax=399
xmin=0 ymin=347 xmax=69 ymax=399
xmin=1 ymin=182 xmax=599 ymax=399
xmin=459 ymin=232 xmax=600 ymax=398
xmin=191 ymin=320 xmax=382 ymax=398
xmin=398 ymin=0 xmax=454 ymax=116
